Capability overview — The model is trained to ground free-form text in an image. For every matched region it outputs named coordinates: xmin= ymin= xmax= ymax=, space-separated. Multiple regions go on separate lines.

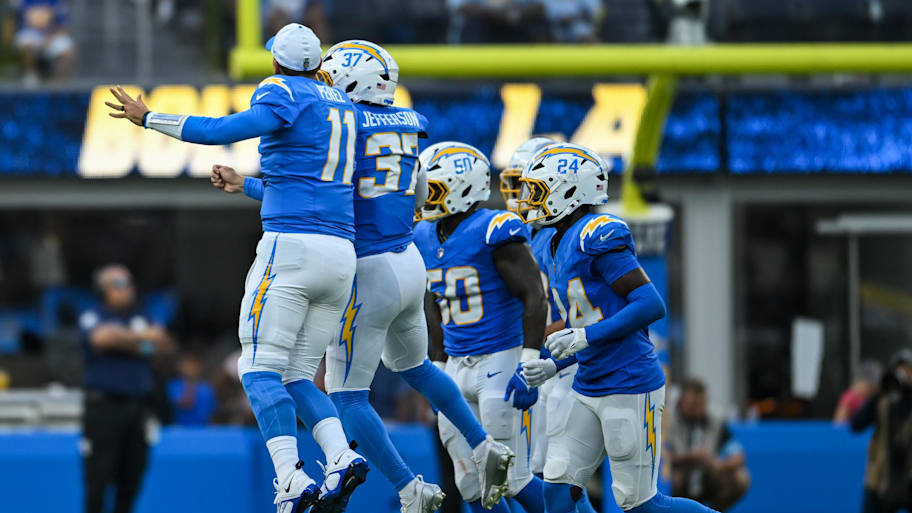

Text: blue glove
xmin=504 ymin=363 xmax=539 ymax=411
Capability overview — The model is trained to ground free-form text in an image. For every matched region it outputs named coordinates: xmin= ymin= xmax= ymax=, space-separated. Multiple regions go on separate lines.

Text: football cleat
xmin=472 ymin=436 xmax=514 ymax=509
xmin=311 ymin=446 xmax=370 ymax=513
xmin=273 ymin=463 xmax=320 ymax=513
xmin=399 ymin=475 xmax=445 ymax=513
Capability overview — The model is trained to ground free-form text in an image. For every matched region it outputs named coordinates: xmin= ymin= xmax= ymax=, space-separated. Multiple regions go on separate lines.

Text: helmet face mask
xmin=416 ymin=142 xmax=491 ymax=221
xmin=421 ymin=179 xmax=451 ymax=220
xmin=501 ymin=137 xmax=557 ymax=216
xmin=518 ymin=143 xmax=610 ymax=226
xmin=499 ymin=166 xmax=523 ymax=213
xmin=322 ymin=40 xmax=399 ymax=106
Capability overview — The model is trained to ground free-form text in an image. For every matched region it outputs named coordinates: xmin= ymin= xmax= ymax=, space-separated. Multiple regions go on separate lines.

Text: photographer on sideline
xmin=852 ymin=349 xmax=912 ymax=513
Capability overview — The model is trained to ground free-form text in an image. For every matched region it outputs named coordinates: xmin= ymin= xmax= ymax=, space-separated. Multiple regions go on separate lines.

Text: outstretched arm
xmin=106 ymin=86 xmax=283 ymax=145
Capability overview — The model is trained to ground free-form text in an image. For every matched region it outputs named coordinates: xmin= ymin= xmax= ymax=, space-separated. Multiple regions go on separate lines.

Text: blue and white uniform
xmin=322 ymin=102 xmax=431 ymax=393
xmin=544 ymin=213 xmax=667 ymax=510
xmin=210 ymin=75 xmax=360 ymax=381
xmin=415 ymin=208 xmax=535 ymax=500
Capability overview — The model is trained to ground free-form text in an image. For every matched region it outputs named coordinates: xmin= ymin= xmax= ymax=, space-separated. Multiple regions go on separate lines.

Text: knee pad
xmin=543 ymin=457 xmax=572 ymax=486
xmin=480 ymin=396 xmax=514 ymax=440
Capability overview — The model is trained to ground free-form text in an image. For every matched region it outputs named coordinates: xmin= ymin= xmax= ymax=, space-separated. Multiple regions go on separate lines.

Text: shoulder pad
xmin=485 ymin=211 xmax=529 ymax=246
xmin=256 ymin=76 xmax=295 ymax=101
xmin=579 ymin=214 xmax=631 ymax=255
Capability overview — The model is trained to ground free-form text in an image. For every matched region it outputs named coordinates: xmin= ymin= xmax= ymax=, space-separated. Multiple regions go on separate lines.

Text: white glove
xmin=545 ymin=328 xmax=589 ymax=360
xmin=521 ymin=358 xmax=557 ymax=387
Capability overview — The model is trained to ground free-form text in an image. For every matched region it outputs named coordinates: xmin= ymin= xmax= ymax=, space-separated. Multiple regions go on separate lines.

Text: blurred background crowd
xmin=1 ymin=0 xmax=912 ymax=85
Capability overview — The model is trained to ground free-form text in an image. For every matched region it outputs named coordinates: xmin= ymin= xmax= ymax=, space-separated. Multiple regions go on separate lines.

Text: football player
xmin=515 ymin=143 xmax=717 ymax=513
xmin=504 ymin=137 xmax=601 ymax=513
xmin=107 ymin=24 xmax=368 ymax=513
xmin=215 ymin=41 xmax=515 ymax=513
xmin=414 ymin=143 xmax=548 ymax=513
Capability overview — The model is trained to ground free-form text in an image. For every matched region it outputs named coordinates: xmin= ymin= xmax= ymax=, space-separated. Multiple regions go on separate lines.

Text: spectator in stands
xmin=852 ymin=349 xmax=912 ymax=513
xmin=446 ymin=0 xmax=547 ymax=44
xmin=167 ymin=352 xmax=216 ymax=426
xmin=264 ymin=0 xmax=328 ymax=42
xmin=667 ymin=378 xmax=750 ymax=511
xmin=12 ymin=0 xmax=74 ymax=86
xmin=78 ymin=264 xmax=173 ymax=513
xmin=542 ymin=0 xmax=600 ymax=42
xmin=835 ymin=360 xmax=882 ymax=424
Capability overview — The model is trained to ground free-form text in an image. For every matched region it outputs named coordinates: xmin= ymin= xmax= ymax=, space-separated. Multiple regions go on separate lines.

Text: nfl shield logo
xmin=438 ymin=248 xmax=444 ymax=258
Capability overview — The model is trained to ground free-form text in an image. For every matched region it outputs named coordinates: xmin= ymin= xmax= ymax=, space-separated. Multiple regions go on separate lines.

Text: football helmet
xmin=500 ymin=137 xmax=557 ymax=215
xmin=322 ymin=40 xmax=398 ymax=106
xmin=417 ymin=142 xmax=491 ymax=221
xmin=518 ymin=143 xmax=609 ymax=225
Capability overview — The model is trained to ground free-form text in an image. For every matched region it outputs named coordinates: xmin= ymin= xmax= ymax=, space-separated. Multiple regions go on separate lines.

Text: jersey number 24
xmin=553 ymin=278 xmax=603 ymax=328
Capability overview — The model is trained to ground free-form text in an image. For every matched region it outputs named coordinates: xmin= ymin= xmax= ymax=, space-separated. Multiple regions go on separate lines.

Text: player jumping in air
xmin=107 ymin=24 xmax=369 ymax=513
xmin=414 ymin=142 xmax=549 ymax=513
xmin=214 ymin=40 xmax=515 ymax=513
xmin=515 ymin=142 xmax=718 ymax=513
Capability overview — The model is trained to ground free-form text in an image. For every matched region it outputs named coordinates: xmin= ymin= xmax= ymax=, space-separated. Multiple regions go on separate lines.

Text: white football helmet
xmin=500 ymin=137 xmax=557 ymax=214
xmin=518 ymin=143 xmax=610 ymax=225
xmin=322 ymin=40 xmax=398 ymax=106
xmin=418 ymin=142 xmax=491 ymax=221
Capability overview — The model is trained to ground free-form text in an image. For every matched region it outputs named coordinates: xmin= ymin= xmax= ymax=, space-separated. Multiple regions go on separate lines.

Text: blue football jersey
xmin=549 ymin=213 xmax=665 ymax=397
xmin=352 ymin=103 xmax=429 ymax=257
xmin=415 ymin=209 xmax=531 ymax=356
xmin=252 ymin=75 xmax=358 ymax=240
xmin=530 ymin=227 xmax=562 ymax=324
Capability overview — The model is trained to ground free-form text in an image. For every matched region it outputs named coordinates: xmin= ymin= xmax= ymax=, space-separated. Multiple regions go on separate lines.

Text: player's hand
xmin=521 ymin=358 xmax=557 ymax=387
xmin=504 ymin=363 xmax=538 ymax=410
xmin=210 ymin=165 xmax=245 ymax=193
xmin=545 ymin=328 xmax=588 ymax=360
xmin=105 ymin=85 xmax=150 ymax=127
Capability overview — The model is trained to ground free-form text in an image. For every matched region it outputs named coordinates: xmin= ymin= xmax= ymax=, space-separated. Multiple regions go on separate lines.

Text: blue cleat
xmin=312 ymin=447 xmax=370 ymax=513
xmin=274 ymin=463 xmax=320 ymax=513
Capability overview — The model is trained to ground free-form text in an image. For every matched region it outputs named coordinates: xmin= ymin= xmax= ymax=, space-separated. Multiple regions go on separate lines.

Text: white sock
xmin=311 ymin=417 xmax=349 ymax=461
xmin=398 ymin=476 xmax=418 ymax=498
xmin=266 ymin=435 xmax=300 ymax=485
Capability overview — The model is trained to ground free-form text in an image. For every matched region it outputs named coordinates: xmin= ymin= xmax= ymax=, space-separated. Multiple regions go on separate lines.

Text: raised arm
xmin=106 ymin=85 xmax=284 ymax=145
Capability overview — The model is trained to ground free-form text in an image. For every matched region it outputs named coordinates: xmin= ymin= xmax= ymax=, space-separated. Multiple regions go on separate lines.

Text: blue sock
xmin=241 ymin=371 xmax=299 ymax=440
xmin=576 ymin=489 xmax=600 ymax=513
xmin=285 ymin=378 xmax=340 ymax=430
xmin=469 ymin=499 xmax=511 ymax=513
xmin=627 ymin=492 xmax=718 ymax=513
xmin=330 ymin=390 xmax=415 ymax=491
xmin=398 ymin=359 xmax=487 ymax=448
xmin=514 ymin=476 xmax=545 ymax=513
xmin=543 ymin=482 xmax=576 ymax=513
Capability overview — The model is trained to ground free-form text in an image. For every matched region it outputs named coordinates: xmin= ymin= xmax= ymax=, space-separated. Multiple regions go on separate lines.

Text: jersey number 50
xmin=321 ymin=108 xmax=357 ymax=184
xmin=427 ymin=267 xmax=483 ymax=325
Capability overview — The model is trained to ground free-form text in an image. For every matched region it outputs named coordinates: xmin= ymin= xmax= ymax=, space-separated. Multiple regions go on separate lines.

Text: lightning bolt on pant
xmin=543 ymin=385 xmax=667 ymax=511
xmin=237 ymin=232 xmax=356 ymax=381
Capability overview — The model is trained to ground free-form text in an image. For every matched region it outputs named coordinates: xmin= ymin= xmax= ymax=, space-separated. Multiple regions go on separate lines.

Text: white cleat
xmin=399 ymin=475 xmax=445 ymax=513
xmin=312 ymin=448 xmax=370 ymax=513
xmin=472 ymin=436 xmax=514 ymax=509
xmin=274 ymin=465 xmax=320 ymax=513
